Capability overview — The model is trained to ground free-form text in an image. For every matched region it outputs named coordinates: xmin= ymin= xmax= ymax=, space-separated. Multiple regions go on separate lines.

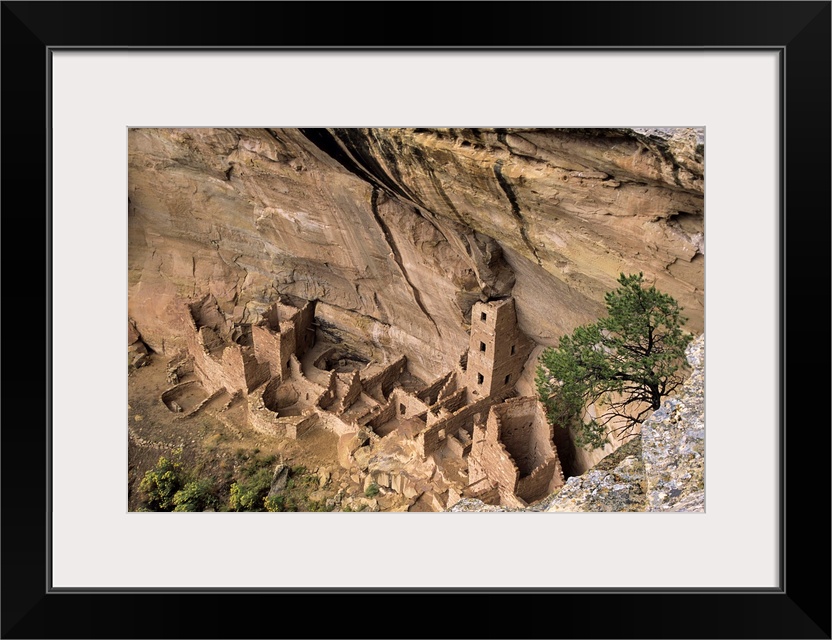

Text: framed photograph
xmin=3 ymin=2 xmax=829 ymax=638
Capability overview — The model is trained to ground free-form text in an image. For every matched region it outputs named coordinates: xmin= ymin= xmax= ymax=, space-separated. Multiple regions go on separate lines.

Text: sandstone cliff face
xmin=128 ymin=128 xmax=703 ymax=384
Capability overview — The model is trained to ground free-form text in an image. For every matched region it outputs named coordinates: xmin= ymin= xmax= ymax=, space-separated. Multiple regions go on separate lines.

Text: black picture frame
xmin=2 ymin=2 xmax=829 ymax=638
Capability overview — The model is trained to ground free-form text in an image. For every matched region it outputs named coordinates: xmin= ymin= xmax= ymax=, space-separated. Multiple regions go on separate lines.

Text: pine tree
xmin=536 ymin=273 xmax=693 ymax=450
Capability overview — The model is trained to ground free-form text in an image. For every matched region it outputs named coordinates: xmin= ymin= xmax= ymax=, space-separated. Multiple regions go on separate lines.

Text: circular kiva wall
xmin=262 ymin=378 xmax=315 ymax=417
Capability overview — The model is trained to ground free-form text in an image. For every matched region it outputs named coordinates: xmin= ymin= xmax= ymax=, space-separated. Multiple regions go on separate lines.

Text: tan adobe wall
xmin=251 ymin=324 xmax=283 ymax=379
xmin=431 ymin=387 xmax=467 ymax=418
xmin=467 ymin=397 xmax=563 ymax=506
xmin=416 ymin=371 xmax=453 ymax=406
xmin=293 ymin=299 xmax=316 ymax=358
xmin=418 ymin=393 xmax=498 ymax=457
xmin=468 ymin=416 xmax=519 ymax=494
xmin=516 ymin=458 xmax=562 ymax=503
xmin=188 ymin=295 xmax=229 ymax=335
xmin=187 ymin=329 xmax=249 ymax=395
xmin=336 ymin=371 xmax=363 ymax=414
xmin=436 ymin=371 xmax=458 ymax=402
xmin=493 ymin=397 xmax=555 ymax=476
xmin=240 ymin=348 xmax=271 ymax=393
xmin=366 ymin=401 xmax=397 ymax=431
xmin=389 ymin=389 xmax=430 ymax=421
xmin=361 ymin=356 xmax=407 ymax=399
xmin=315 ymin=409 xmax=357 ymax=437
xmin=285 ymin=410 xmax=319 ymax=439
xmin=465 ymin=298 xmax=532 ymax=400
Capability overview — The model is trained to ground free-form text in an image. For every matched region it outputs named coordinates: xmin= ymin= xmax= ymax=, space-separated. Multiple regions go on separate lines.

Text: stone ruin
xmin=158 ymin=293 xmax=565 ymax=510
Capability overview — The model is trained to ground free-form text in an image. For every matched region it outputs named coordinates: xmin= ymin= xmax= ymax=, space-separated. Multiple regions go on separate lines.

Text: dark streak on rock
xmin=369 ymin=188 xmax=440 ymax=337
xmin=493 ymin=161 xmax=542 ymax=265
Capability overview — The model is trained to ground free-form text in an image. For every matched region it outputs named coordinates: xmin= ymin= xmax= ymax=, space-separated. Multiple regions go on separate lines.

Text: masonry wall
xmin=467 ymin=416 xmax=520 ymax=495
xmin=188 ymin=335 xmax=248 ymax=395
xmin=390 ymin=389 xmax=429 ymax=421
xmin=464 ymin=299 xmax=531 ymax=400
xmin=293 ymin=299 xmax=316 ymax=358
xmin=418 ymin=393 xmax=498 ymax=456
xmin=495 ymin=397 xmax=555 ymax=476
xmin=251 ymin=325 xmax=283 ymax=380
xmin=336 ymin=371 xmax=363 ymax=413
xmin=315 ymin=409 xmax=356 ymax=437
xmin=466 ymin=397 xmax=563 ymax=506
xmin=362 ymin=356 xmax=407 ymax=399
xmin=366 ymin=402 xmax=397 ymax=431
xmin=436 ymin=372 xmax=458 ymax=402
xmin=433 ymin=388 xmax=467 ymax=416
xmin=247 ymin=399 xmax=281 ymax=436
xmin=285 ymin=411 xmax=319 ymax=439
xmin=417 ymin=372 xmax=453 ymax=406
xmin=188 ymin=295 xmax=228 ymax=334
xmin=240 ymin=348 xmax=271 ymax=393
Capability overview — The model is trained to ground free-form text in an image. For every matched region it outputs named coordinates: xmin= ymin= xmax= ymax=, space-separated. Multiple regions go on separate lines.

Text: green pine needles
xmin=535 ymin=273 xmax=693 ymax=450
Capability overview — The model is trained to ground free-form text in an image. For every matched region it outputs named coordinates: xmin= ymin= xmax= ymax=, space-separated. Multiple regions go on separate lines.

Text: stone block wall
xmin=468 ymin=416 xmax=519 ymax=493
xmin=251 ymin=324 xmax=285 ymax=380
xmin=493 ymin=397 xmax=555 ymax=476
xmin=516 ymin=458 xmax=562 ymax=504
xmin=436 ymin=371 xmax=458 ymax=402
xmin=366 ymin=402 xmax=397 ymax=431
xmin=293 ymin=299 xmax=316 ymax=358
xmin=464 ymin=298 xmax=531 ymax=400
xmin=336 ymin=371 xmax=363 ymax=413
xmin=361 ymin=356 xmax=407 ymax=399
xmin=416 ymin=371 xmax=453 ymax=406
xmin=188 ymin=294 xmax=229 ymax=334
xmin=240 ymin=347 xmax=271 ymax=393
xmin=418 ymin=393 xmax=498 ymax=456
xmin=389 ymin=389 xmax=430 ymax=421
xmin=285 ymin=410 xmax=319 ymax=439
xmin=467 ymin=397 xmax=564 ymax=507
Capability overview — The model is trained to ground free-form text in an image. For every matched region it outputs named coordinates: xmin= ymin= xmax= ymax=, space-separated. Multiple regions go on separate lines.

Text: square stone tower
xmin=464 ymin=298 xmax=530 ymax=399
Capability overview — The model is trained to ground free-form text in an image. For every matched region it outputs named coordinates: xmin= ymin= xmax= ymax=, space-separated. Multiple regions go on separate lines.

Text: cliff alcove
xmin=128 ymin=127 xmax=704 ymax=512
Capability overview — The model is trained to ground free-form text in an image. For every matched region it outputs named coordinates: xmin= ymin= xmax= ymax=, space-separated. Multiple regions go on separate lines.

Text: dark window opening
xmin=480 ymin=312 xmax=487 ymax=322
xmin=400 ymin=403 xmax=406 ymax=415
xmin=286 ymin=360 xmax=291 ymax=369
xmin=477 ymin=373 xmax=484 ymax=385
xmin=479 ymin=341 xmax=486 ymax=352
xmin=504 ymin=374 xmax=511 ymax=384
xmin=510 ymin=344 xmax=516 ymax=355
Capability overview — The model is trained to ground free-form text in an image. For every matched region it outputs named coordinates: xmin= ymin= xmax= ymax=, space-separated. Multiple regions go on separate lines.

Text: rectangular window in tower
xmin=504 ymin=374 xmax=511 ymax=384
xmin=480 ymin=312 xmax=487 ymax=322
xmin=510 ymin=344 xmax=516 ymax=355
xmin=479 ymin=342 xmax=486 ymax=352
xmin=477 ymin=372 xmax=484 ymax=385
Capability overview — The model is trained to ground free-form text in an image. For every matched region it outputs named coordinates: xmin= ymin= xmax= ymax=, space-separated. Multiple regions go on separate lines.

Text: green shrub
xmin=139 ymin=455 xmax=183 ymax=511
xmin=364 ymin=483 xmax=380 ymax=498
xmin=172 ymin=478 xmax=217 ymax=512
xmin=228 ymin=467 xmax=272 ymax=511
xmin=264 ymin=494 xmax=297 ymax=512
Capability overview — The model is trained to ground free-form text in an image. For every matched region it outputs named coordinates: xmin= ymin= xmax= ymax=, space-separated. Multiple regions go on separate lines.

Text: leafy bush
xmin=364 ymin=483 xmax=380 ymax=498
xmin=139 ymin=455 xmax=183 ymax=511
xmin=172 ymin=478 xmax=218 ymax=512
xmin=229 ymin=467 xmax=273 ymax=511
